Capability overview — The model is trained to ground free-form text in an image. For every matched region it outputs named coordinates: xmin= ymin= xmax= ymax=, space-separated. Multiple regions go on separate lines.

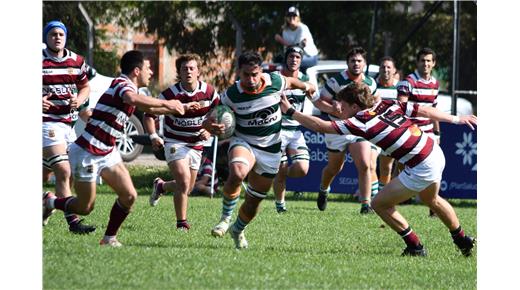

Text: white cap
xmin=286 ymin=6 xmax=300 ymax=17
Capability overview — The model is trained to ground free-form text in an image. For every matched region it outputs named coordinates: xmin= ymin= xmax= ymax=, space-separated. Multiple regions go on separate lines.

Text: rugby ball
xmin=210 ymin=105 xmax=235 ymax=139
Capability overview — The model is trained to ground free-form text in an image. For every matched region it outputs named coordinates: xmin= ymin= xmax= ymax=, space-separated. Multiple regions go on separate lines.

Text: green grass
xmin=43 ymin=165 xmax=476 ymax=290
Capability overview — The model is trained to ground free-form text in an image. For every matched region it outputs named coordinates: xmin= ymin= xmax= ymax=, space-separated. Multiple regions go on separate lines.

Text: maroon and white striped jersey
xmin=396 ymin=71 xmax=439 ymax=133
xmin=75 ymin=75 xmax=137 ymax=156
xmin=331 ymin=100 xmax=435 ymax=168
xmin=42 ymin=48 xmax=89 ymax=125
xmin=151 ymin=81 xmax=219 ymax=150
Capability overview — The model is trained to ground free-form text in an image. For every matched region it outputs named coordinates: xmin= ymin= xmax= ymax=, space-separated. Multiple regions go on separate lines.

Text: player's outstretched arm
xmin=418 ymin=105 xmax=477 ymax=130
xmin=284 ymin=76 xmax=316 ymax=97
xmin=280 ymin=94 xmax=337 ymax=134
xmin=123 ymin=91 xmax=185 ymax=115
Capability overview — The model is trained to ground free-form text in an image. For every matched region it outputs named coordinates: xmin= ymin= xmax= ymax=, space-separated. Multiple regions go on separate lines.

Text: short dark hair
xmin=416 ymin=47 xmax=436 ymax=62
xmin=238 ymin=51 xmax=263 ymax=68
xmin=346 ymin=46 xmax=367 ymax=62
xmin=337 ymin=82 xmax=375 ymax=110
xmin=175 ymin=53 xmax=201 ymax=82
xmin=379 ymin=56 xmax=396 ymax=67
xmin=121 ymin=50 xmax=144 ymax=75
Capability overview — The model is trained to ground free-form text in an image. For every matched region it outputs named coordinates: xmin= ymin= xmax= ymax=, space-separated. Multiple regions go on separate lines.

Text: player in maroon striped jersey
xmin=42 ymin=20 xmax=95 ymax=234
xmin=397 ymin=47 xmax=441 ymax=216
xmin=145 ymin=53 xmax=223 ymax=231
xmin=280 ymin=82 xmax=477 ymax=257
xmin=43 ymin=50 xmax=186 ymax=247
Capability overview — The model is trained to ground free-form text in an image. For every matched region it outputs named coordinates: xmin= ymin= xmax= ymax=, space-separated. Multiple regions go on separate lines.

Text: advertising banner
xmin=285 ymin=123 xmax=477 ymax=199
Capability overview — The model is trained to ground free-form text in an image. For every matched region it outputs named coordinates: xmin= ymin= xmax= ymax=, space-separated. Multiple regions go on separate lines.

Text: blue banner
xmin=285 ymin=123 xmax=477 ymax=199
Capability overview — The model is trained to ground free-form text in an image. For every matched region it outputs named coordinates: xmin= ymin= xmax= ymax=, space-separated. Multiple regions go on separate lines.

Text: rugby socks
xmin=399 ymin=227 xmax=423 ymax=249
xmin=319 ymin=185 xmax=330 ymax=196
xmin=105 ymin=199 xmax=129 ymax=237
xmin=53 ymin=196 xmax=75 ymax=211
xmin=64 ymin=212 xmax=80 ymax=225
xmin=371 ymin=181 xmax=379 ymax=198
xmin=221 ymin=195 xmax=239 ymax=221
xmin=275 ymin=200 xmax=286 ymax=211
xmin=450 ymin=226 xmax=465 ymax=242
xmin=231 ymin=215 xmax=248 ymax=233
xmin=176 ymin=219 xmax=191 ymax=230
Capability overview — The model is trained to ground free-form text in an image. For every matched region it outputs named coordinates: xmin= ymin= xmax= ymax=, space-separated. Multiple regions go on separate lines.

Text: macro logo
xmin=455 ymin=132 xmax=477 ymax=171
xmin=248 ymin=107 xmax=278 ymax=126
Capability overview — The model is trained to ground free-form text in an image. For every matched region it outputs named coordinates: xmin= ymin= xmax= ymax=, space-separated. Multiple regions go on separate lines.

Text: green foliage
xmin=43 ymin=165 xmax=477 ymax=290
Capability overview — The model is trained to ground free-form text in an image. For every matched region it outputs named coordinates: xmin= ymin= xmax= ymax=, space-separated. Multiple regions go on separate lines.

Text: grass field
xmin=43 ymin=165 xmax=476 ymax=289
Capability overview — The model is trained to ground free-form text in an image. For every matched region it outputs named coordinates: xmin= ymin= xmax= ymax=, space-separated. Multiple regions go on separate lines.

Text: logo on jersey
xmin=86 ymin=165 xmax=94 ymax=174
xmin=48 ymin=130 xmax=55 ymax=138
xmin=248 ymin=107 xmax=279 ymax=126
xmin=67 ymin=67 xmax=74 ymax=75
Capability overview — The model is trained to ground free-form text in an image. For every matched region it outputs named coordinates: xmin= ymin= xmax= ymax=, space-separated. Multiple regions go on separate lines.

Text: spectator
xmin=274 ymin=6 xmax=319 ymax=72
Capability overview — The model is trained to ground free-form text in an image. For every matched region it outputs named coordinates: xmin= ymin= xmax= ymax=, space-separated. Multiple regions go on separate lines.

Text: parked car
xmin=73 ymin=70 xmax=146 ymax=162
xmin=303 ymin=60 xmax=473 ymax=116
xmin=264 ymin=60 xmax=473 ymax=116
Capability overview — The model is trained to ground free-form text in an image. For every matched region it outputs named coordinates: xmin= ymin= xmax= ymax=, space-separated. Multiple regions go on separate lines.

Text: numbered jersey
xmin=277 ymin=71 xmax=309 ymax=130
xmin=75 ymin=74 xmax=137 ymax=156
xmin=320 ymin=70 xmax=377 ymax=121
xmin=221 ymin=72 xmax=286 ymax=153
xmin=331 ymin=100 xmax=434 ymax=168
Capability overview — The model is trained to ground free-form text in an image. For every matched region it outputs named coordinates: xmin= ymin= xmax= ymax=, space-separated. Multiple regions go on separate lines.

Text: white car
xmin=302 ymin=60 xmax=474 ymax=116
xmin=73 ymin=71 xmax=146 ymax=162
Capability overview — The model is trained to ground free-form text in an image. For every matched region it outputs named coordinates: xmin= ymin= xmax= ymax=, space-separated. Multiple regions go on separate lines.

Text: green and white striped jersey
xmin=276 ymin=71 xmax=309 ymax=130
xmin=320 ymin=70 xmax=377 ymax=120
xmin=221 ymin=72 xmax=286 ymax=153
xmin=376 ymin=78 xmax=398 ymax=101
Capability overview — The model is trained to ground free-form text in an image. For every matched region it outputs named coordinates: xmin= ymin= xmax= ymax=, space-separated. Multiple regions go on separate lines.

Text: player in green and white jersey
xmin=272 ymin=46 xmax=311 ymax=213
xmin=376 ymin=56 xmax=399 ymax=191
xmin=210 ymin=51 xmax=316 ymax=249
xmin=312 ymin=46 xmax=380 ymax=214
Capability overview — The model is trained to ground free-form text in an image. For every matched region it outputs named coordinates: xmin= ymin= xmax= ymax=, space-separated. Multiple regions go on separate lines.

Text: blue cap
xmin=43 ymin=21 xmax=67 ymax=45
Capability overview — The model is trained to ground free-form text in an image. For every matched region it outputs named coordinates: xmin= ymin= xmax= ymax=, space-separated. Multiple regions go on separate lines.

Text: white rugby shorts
xmin=324 ymin=133 xmax=366 ymax=152
xmin=229 ymin=137 xmax=281 ymax=177
xmin=280 ymin=129 xmax=309 ymax=163
xmin=42 ymin=122 xmax=76 ymax=148
xmin=398 ymin=143 xmax=446 ymax=192
xmin=164 ymin=142 xmax=203 ymax=171
xmin=68 ymin=143 xmax=122 ymax=183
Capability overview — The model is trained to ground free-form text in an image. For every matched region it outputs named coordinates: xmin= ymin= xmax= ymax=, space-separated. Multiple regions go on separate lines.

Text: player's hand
xmin=202 ymin=117 xmax=225 ymax=135
xmin=69 ymin=96 xmax=79 ymax=110
xmin=457 ymin=115 xmax=478 ymax=130
xmin=280 ymin=94 xmax=292 ymax=113
xmin=332 ymin=100 xmax=342 ymax=114
xmin=184 ymin=101 xmax=201 ymax=111
xmin=42 ymin=93 xmax=53 ymax=112
xmin=304 ymin=82 xmax=316 ymax=98
xmin=199 ymin=129 xmax=211 ymax=141
xmin=165 ymin=99 xmax=185 ymax=115
xmin=150 ymin=136 xmax=164 ymax=151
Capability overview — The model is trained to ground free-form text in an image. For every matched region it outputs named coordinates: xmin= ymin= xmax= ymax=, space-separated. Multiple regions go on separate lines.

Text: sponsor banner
xmin=285 ymin=123 xmax=477 ymax=199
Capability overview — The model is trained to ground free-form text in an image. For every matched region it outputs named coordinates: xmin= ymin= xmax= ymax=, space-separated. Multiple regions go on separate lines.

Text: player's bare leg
xmin=165 ymin=158 xmax=197 ymax=230
xmin=273 ymin=161 xmax=289 ymax=213
xmin=230 ymin=170 xmax=273 ymax=249
xmin=211 ymin=146 xmax=254 ymax=237
xmin=349 ymin=141 xmax=374 ymax=214
xmin=98 ymin=163 xmax=138 ymax=247
xmin=317 ymin=150 xmax=345 ymax=211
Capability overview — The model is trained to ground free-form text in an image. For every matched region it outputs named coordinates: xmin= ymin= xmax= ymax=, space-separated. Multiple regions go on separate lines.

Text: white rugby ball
xmin=210 ymin=105 xmax=235 ymax=139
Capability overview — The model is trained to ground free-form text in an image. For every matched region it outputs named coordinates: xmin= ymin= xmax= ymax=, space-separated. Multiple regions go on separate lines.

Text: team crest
xmin=170 ymin=146 xmax=176 ymax=154
xmin=409 ymin=125 xmax=422 ymax=137
xmin=48 ymin=130 xmax=55 ymax=138
xmin=67 ymin=67 xmax=74 ymax=75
